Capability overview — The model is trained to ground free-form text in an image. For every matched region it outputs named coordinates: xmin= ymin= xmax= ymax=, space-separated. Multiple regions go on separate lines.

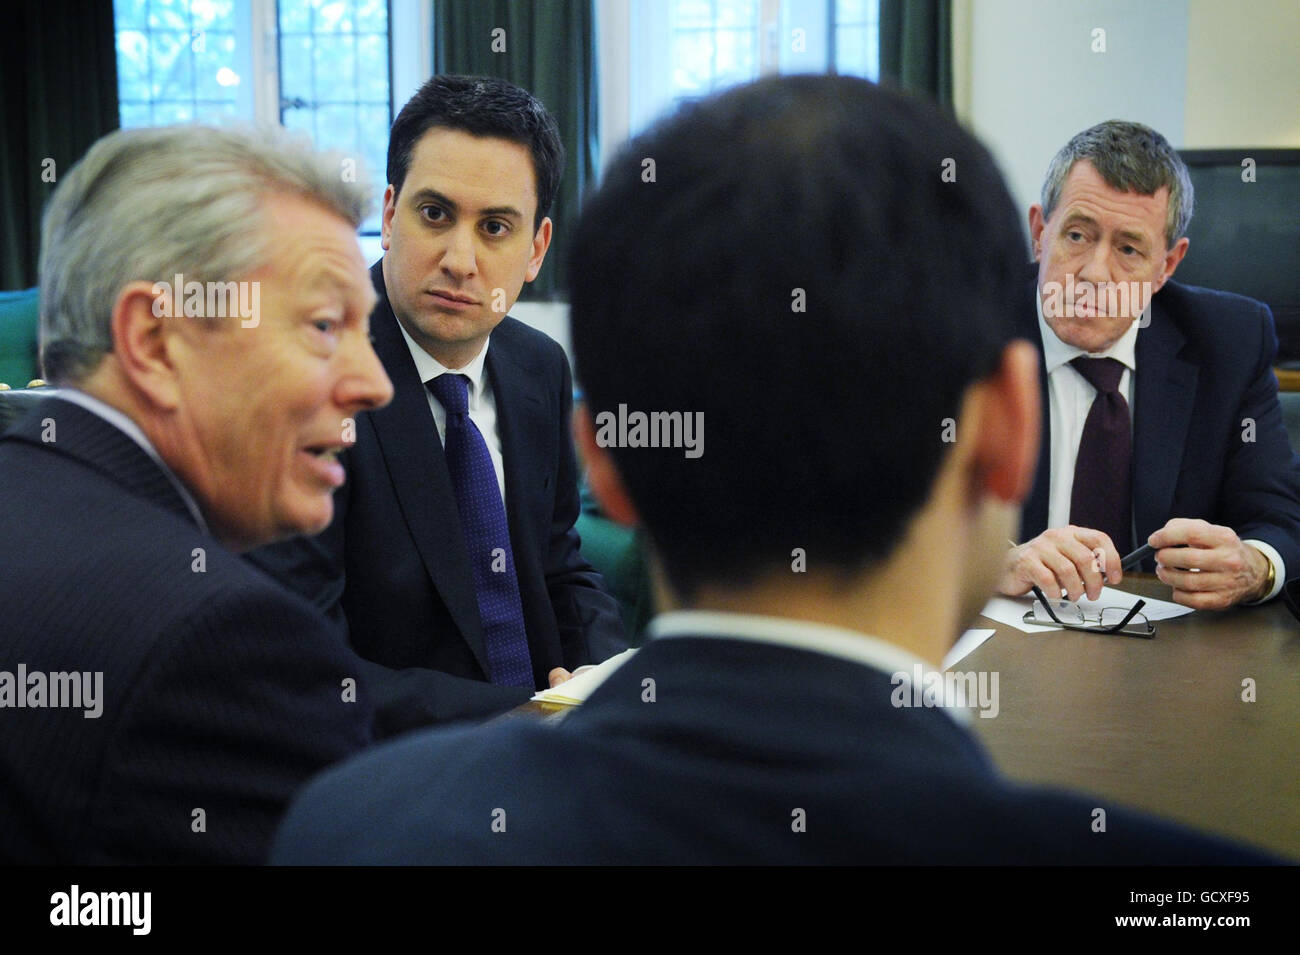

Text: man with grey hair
xmin=999 ymin=120 xmax=1300 ymax=610
xmin=0 ymin=124 xmax=393 ymax=863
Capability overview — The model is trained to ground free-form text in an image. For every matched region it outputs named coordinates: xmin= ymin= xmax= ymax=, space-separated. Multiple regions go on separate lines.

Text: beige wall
xmin=1184 ymin=0 xmax=1300 ymax=147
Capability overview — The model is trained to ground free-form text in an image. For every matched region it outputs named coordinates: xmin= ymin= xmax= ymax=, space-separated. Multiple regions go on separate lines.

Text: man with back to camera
xmin=998 ymin=120 xmax=1300 ymax=610
xmin=247 ymin=75 xmax=627 ymax=733
xmin=270 ymin=76 xmax=1280 ymax=864
xmin=0 ymin=124 xmax=393 ymax=863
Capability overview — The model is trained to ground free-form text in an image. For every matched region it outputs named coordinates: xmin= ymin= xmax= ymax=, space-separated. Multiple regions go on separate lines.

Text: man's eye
xmin=312 ymin=318 xmax=340 ymax=334
xmin=1067 ymin=230 xmax=1085 ymax=241
xmin=483 ymin=220 xmax=510 ymax=237
xmin=421 ymin=206 xmax=448 ymax=223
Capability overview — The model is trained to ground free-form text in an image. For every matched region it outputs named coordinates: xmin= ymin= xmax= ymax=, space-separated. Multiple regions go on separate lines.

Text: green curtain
xmin=878 ymin=0 xmax=953 ymax=108
xmin=0 ymin=1 xmax=120 ymax=290
xmin=433 ymin=0 xmax=597 ymax=300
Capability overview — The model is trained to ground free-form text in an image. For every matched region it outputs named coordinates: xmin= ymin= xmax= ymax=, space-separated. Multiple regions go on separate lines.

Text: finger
xmin=1056 ymin=533 xmax=1107 ymax=600
xmin=1068 ymin=528 xmax=1123 ymax=587
xmin=1158 ymin=566 xmax=1232 ymax=593
xmin=1152 ymin=517 xmax=1223 ymax=551
xmin=1170 ymin=586 xmax=1234 ymax=612
xmin=547 ymin=667 xmax=571 ymax=688
xmin=1038 ymin=547 xmax=1086 ymax=602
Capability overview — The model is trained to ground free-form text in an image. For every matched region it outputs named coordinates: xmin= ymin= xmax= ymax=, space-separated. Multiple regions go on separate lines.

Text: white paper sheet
xmin=980 ymin=587 xmax=1194 ymax=633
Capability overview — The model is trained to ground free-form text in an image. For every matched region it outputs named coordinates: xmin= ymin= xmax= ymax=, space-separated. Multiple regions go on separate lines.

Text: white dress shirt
xmin=647 ymin=610 xmax=971 ymax=726
xmin=397 ymin=321 xmax=506 ymax=506
xmin=1035 ymin=292 xmax=1284 ymax=601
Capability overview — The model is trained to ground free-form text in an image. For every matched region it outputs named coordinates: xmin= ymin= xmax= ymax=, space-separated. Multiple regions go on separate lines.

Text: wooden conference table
xmin=513 ymin=573 xmax=1299 ymax=859
xmin=962 ymin=573 xmax=1300 ymax=859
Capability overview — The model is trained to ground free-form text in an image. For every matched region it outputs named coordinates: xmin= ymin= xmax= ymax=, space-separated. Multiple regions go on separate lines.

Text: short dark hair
xmin=387 ymin=74 xmax=564 ymax=232
xmin=568 ymin=75 xmax=1026 ymax=601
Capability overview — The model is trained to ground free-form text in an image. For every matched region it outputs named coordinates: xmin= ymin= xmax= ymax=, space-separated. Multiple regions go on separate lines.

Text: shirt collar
xmin=56 ymin=389 xmax=209 ymax=533
xmin=397 ymin=319 xmax=490 ymax=404
xmin=646 ymin=610 xmax=970 ymax=725
xmin=1036 ymin=286 xmax=1140 ymax=376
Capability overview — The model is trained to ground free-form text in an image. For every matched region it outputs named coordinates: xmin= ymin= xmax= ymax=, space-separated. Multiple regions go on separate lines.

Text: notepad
xmin=530 ymin=647 xmax=639 ymax=706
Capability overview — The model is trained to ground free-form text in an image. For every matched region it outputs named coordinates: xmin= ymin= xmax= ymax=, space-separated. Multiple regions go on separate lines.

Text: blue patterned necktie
xmin=427 ymin=373 xmax=534 ymax=687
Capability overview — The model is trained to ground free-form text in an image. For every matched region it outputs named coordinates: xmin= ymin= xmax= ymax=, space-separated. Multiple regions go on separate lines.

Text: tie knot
xmin=427 ymin=373 xmax=470 ymax=416
xmin=1070 ymin=356 xmax=1125 ymax=395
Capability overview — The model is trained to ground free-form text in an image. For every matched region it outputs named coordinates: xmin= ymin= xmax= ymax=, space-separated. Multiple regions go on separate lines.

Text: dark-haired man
xmin=272 ymin=76 xmax=1276 ymax=864
xmin=248 ymin=75 xmax=626 ymax=733
xmin=998 ymin=120 xmax=1300 ymax=610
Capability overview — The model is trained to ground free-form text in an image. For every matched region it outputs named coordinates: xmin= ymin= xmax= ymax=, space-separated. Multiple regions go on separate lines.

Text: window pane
xmin=193 ymin=31 xmax=240 ymax=102
xmin=116 ymin=30 xmax=151 ymax=105
xmin=149 ymin=32 xmax=194 ymax=101
xmin=313 ymin=36 xmax=358 ymax=103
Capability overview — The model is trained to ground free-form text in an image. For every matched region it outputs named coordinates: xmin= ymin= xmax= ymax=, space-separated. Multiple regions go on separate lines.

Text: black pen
xmin=1120 ymin=543 xmax=1155 ymax=571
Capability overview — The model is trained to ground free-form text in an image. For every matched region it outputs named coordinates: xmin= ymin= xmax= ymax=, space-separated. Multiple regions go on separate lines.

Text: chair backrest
xmin=0 ymin=386 xmax=59 ymax=432
xmin=0 ymin=287 xmax=40 ymax=388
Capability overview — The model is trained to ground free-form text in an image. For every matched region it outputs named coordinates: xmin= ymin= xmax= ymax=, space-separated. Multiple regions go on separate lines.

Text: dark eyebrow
xmin=407 ymin=188 xmax=523 ymax=222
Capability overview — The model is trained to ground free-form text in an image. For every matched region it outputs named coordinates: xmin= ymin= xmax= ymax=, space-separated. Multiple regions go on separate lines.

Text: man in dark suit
xmin=248 ymin=76 xmax=626 ymax=733
xmin=0 ymin=124 xmax=393 ymax=863
xmin=998 ymin=120 xmax=1300 ymax=610
xmin=272 ymin=76 xmax=1278 ymax=864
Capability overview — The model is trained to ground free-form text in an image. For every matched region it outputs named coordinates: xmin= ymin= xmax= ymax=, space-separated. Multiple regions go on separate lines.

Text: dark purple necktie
xmin=1068 ymin=357 xmax=1132 ymax=552
xmin=427 ymin=374 xmax=534 ymax=687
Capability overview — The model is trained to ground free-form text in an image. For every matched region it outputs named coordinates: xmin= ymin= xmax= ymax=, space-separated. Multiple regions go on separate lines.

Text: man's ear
xmin=973 ymin=339 xmax=1041 ymax=504
xmin=1028 ymin=205 xmax=1046 ymax=260
xmin=574 ymin=407 xmax=641 ymax=527
xmin=1154 ymin=236 xmax=1189 ymax=292
xmin=111 ymin=280 xmax=183 ymax=411
xmin=524 ymin=216 xmax=553 ymax=283
xmin=380 ymin=184 xmax=397 ymax=251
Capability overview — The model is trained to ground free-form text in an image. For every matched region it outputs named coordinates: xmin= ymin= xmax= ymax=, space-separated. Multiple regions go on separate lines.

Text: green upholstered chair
xmin=0 ymin=288 xmax=41 ymax=390
xmin=575 ymin=511 xmax=654 ymax=646
xmin=0 ymin=383 xmax=58 ymax=431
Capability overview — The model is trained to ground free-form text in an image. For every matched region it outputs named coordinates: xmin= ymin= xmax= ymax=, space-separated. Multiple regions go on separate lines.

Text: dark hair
xmin=387 ymin=74 xmax=564 ymax=231
xmin=568 ymin=75 xmax=1026 ymax=601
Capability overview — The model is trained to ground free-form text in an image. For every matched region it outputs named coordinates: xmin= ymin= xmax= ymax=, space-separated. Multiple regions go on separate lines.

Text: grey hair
xmin=39 ymin=124 xmax=371 ymax=385
xmin=1040 ymin=120 xmax=1194 ymax=250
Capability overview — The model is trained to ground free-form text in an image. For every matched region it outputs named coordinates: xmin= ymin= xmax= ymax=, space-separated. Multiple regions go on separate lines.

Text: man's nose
xmin=337 ymin=330 xmax=394 ymax=415
xmin=440 ymin=224 xmax=477 ymax=278
xmin=1076 ymin=241 xmax=1113 ymax=284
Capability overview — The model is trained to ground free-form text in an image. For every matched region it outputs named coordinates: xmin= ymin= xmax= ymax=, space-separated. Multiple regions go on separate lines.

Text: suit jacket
xmin=0 ymin=398 xmax=372 ymax=864
xmin=247 ymin=262 xmax=626 ymax=734
xmin=271 ymin=632 xmax=1280 ymax=864
xmin=1018 ymin=267 xmax=1300 ymax=573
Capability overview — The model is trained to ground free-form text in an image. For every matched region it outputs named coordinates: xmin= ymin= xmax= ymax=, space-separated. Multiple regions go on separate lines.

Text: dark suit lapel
xmin=365 ymin=264 xmax=490 ymax=673
xmin=4 ymin=396 xmax=198 ymax=527
xmin=485 ymin=325 xmax=550 ymax=588
xmin=1133 ymin=293 xmax=1197 ymax=548
xmin=1019 ymin=270 xmax=1050 ymax=542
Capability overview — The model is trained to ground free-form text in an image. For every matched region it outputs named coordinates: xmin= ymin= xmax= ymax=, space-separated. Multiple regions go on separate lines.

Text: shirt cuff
xmin=1242 ymin=539 xmax=1285 ymax=604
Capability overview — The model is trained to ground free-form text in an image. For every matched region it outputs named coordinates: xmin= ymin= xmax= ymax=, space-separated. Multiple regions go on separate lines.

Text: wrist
xmin=1250 ymin=546 xmax=1276 ymax=602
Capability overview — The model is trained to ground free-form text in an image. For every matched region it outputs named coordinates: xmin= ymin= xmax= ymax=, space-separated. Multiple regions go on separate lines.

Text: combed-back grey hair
xmin=39 ymin=124 xmax=371 ymax=385
xmin=1040 ymin=120 xmax=1194 ymax=250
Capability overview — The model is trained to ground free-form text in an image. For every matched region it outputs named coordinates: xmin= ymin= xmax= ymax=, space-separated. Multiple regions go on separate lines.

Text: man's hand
xmin=1149 ymin=518 xmax=1271 ymax=610
xmin=547 ymin=665 xmax=596 ymax=688
xmin=999 ymin=526 xmax=1122 ymax=602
